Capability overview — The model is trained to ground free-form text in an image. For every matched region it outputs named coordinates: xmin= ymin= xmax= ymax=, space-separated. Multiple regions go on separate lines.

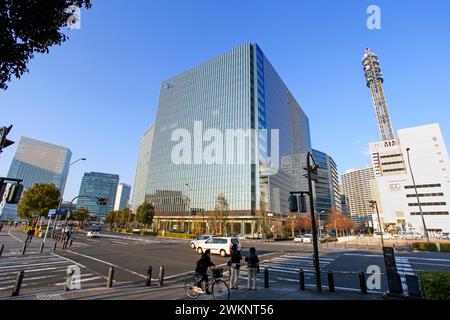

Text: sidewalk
xmin=4 ymin=280 xmax=382 ymax=301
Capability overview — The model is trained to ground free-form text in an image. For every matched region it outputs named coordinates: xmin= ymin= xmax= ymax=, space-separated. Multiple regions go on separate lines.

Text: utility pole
xmin=369 ymin=200 xmax=384 ymax=248
xmin=406 ymin=148 xmax=430 ymax=243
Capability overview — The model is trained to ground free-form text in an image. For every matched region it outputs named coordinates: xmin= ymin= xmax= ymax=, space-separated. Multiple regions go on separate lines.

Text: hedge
xmin=412 ymin=242 xmax=439 ymax=252
xmin=158 ymin=232 xmax=195 ymax=239
xmin=439 ymin=243 xmax=450 ymax=253
xmin=419 ymin=271 xmax=450 ymax=300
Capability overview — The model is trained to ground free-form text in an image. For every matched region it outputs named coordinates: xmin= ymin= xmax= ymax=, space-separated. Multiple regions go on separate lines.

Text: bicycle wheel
xmin=184 ymin=274 xmax=201 ymax=299
xmin=211 ymin=279 xmax=230 ymax=300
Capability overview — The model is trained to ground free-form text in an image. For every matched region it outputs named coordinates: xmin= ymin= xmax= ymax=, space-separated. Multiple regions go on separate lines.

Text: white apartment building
xmin=370 ymin=124 xmax=450 ymax=233
xmin=341 ymin=167 xmax=375 ymax=217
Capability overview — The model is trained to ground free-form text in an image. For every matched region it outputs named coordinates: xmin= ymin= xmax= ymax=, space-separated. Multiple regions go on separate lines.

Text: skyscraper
xmin=114 ymin=183 xmax=131 ymax=211
xmin=145 ymin=43 xmax=311 ymax=235
xmin=131 ymin=125 xmax=154 ymax=213
xmin=341 ymin=167 xmax=375 ymax=217
xmin=0 ymin=137 xmax=71 ymax=220
xmin=77 ymin=172 xmax=119 ymax=219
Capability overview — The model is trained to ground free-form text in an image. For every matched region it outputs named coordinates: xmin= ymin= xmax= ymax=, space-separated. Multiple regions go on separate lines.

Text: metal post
xmin=299 ymin=269 xmax=305 ymax=291
xmin=146 ymin=266 xmax=152 ymax=286
xmin=327 ymin=271 xmax=335 ymax=292
xmin=359 ymin=271 xmax=368 ymax=294
xmin=0 ymin=244 xmax=4 ymax=256
xmin=21 ymin=242 xmax=27 ymax=256
xmin=39 ymin=242 xmax=44 ymax=253
xmin=11 ymin=271 xmax=25 ymax=297
xmin=307 ymin=152 xmax=322 ymax=293
xmin=406 ymin=148 xmax=430 ymax=243
xmin=43 ymin=214 xmax=53 ymax=244
xmin=264 ymin=268 xmax=269 ymax=288
xmin=53 ymin=241 xmax=57 ymax=251
xmin=159 ymin=266 xmax=165 ymax=287
xmin=107 ymin=266 xmax=115 ymax=288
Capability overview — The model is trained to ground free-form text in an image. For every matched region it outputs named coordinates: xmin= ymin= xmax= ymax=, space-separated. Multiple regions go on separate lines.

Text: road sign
xmin=48 ymin=209 xmax=57 ymax=216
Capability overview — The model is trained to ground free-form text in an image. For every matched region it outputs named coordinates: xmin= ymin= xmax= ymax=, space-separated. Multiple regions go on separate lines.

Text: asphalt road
xmin=1 ymin=228 xmax=450 ymax=298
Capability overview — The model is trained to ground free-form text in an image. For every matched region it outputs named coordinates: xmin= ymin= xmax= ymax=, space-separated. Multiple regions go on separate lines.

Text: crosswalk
xmin=224 ymin=254 xmax=336 ymax=286
xmin=0 ymin=253 xmax=104 ymax=295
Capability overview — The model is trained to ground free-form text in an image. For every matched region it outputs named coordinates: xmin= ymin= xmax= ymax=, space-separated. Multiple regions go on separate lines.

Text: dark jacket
xmin=230 ymin=250 xmax=242 ymax=264
xmin=195 ymin=254 xmax=215 ymax=274
xmin=245 ymin=252 xmax=259 ymax=268
xmin=27 ymin=229 xmax=34 ymax=236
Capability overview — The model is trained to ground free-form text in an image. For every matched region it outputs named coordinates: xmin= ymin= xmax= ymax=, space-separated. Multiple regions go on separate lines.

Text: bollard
xmin=0 ymin=244 xmax=4 ymax=257
xmin=11 ymin=271 xmax=25 ymax=297
xmin=327 ymin=271 xmax=335 ymax=292
xmin=65 ymin=269 xmax=75 ymax=291
xmin=298 ymin=269 xmax=305 ymax=291
xmin=21 ymin=242 xmax=27 ymax=256
xmin=146 ymin=266 xmax=152 ymax=286
xmin=107 ymin=266 xmax=115 ymax=288
xmin=39 ymin=242 xmax=45 ymax=253
xmin=264 ymin=268 xmax=269 ymax=288
xmin=53 ymin=241 xmax=57 ymax=251
xmin=159 ymin=266 xmax=165 ymax=287
xmin=359 ymin=271 xmax=368 ymax=294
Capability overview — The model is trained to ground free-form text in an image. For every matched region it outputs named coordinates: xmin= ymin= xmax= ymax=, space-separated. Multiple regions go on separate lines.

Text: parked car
xmin=195 ymin=237 xmax=241 ymax=257
xmin=87 ymin=226 xmax=101 ymax=238
xmin=436 ymin=231 xmax=450 ymax=240
xmin=398 ymin=231 xmax=422 ymax=240
xmin=190 ymin=235 xmax=212 ymax=249
xmin=294 ymin=234 xmax=313 ymax=243
xmin=373 ymin=232 xmax=394 ymax=240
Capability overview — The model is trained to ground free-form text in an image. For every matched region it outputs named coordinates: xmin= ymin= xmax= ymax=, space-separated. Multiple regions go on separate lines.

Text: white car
xmin=373 ymin=232 xmax=394 ymax=240
xmin=195 ymin=237 xmax=241 ymax=257
xmin=87 ymin=230 xmax=100 ymax=238
xmin=436 ymin=232 xmax=450 ymax=240
xmin=398 ymin=231 xmax=422 ymax=240
xmin=190 ymin=235 xmax=212 ymax=249
xmin=294 ymin=234 xmax=313 ymax=243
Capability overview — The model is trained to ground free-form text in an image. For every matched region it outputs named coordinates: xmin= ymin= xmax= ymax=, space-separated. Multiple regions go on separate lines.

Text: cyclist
xmin=195 ymin=249 xmax=215 ymax=294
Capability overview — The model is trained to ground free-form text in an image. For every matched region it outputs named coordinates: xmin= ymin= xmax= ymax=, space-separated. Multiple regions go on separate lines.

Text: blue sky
xmin=1 ymin=0 xmax=450 ymax=201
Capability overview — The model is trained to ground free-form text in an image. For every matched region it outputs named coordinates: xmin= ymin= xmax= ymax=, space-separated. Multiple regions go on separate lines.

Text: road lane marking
xmin=51 ymin=252 xmax=87 ymax=269
xmin=65 ymin=250 xmax=147 ymax=279
xmin=7 ymin=230 xmax=24 ymax=243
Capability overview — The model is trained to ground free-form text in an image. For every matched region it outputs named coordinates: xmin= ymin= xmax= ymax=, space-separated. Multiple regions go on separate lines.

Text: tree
xmin=105 ymin=211 xmax=117 ymax=228
xmin=121 ymin=207 xmax=134 ymax=228
xmin=294 ymin=214 xmax=312 ymax=234
xmin=326 ymin=209 xmax=356 ymax=237
xmin=136 ymin=202 xmax=155 ymax=229
xmin=73 ymin=207 xmax=89 ymax=227
xmin=17 ymin=183 xmax=60 ymax=219
xmin=214 ymin=193 xmax=229 ymax=235
xmin=1 ymin=0 xmax=92 ymax=90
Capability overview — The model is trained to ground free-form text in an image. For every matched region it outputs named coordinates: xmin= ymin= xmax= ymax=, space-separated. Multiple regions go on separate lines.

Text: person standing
xmin=25 ymin=227 xmax=34 ymax=243
xmin=245 ymin=247 xmax=259 ymax=290
xmin=228 ymin=243 xmax=242 ymax=289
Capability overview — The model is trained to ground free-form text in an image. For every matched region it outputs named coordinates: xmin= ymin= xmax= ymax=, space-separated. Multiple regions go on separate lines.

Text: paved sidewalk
xmin=4 ymin=279 xmax=382 ymax=301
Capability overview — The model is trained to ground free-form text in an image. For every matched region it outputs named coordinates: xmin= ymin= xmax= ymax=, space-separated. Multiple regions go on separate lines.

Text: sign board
xmin=48 ymin=209 xmax=57 ymax=216
xmin=383 ymin=247 xmax=403 ymax=295
xmin=0 ymin=183 xmax=12 ymax=210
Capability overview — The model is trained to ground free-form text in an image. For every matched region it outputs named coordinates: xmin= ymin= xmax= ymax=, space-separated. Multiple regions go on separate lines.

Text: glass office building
xmin=0 ymin=137 xmax=71 ymax=220
xmin=145 ymin=43 xmax=311 ymax=235
xmin=77 ymin=172 xmax=119 ymax=219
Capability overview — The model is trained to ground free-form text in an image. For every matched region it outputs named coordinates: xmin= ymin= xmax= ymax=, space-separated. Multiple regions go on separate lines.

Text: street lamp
xmin=369 ymin=200 xmax=384 ymax=249
xmin=405 ymin=148 xmax=430 ymax=243
xmin=185 ymin=183 xmax=192 ymax=235
xmin=52 ymin=157 xmax=87 ymax=237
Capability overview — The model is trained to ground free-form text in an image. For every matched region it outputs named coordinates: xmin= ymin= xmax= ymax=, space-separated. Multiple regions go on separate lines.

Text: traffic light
xmin=6 ymin=183 xmax=23 ymax=204
xmin=299 ymin=194 xmax=308 ymax=213
xmin=97 ymin=198 xmax=108 ymax=205
xmin=0 ymin=126 xmax=14 ymax=152
xmin=289 ymin=194 xmax=298 ymax=213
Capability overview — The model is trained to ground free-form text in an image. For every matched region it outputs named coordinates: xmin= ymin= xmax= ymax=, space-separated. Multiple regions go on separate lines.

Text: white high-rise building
xmin=341 ymin=167 xmax=375 ymax=217
xmin=114 ymin=183 xmax=131 ymax=211
xmin=131 ymin=125 xmax=154 ymax=213
xmin=370 ymin=124 xmax=450 ymax=233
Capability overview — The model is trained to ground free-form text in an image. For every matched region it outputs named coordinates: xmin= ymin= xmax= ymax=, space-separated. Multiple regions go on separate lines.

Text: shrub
xmin=439 ymin=243 xmax=450 ymax=253
xmin=158 ymin=232 xmax=195 ymax=239
xmin=412 ymin=242 xmax=438 ymax=252
xmin=419 ymin=271 xmax=450 ymax=300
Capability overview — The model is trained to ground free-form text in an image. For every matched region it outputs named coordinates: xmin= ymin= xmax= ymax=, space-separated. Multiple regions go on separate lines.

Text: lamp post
xmin=51 ymin=157 xmax=86 ymax=237
xmin=369 ymin=200 xmax=384 ymax=249
xmin=405 ymin=148 xmax=430 ymax=243
xmin=185 ymin=184 xmax=192 ymax=234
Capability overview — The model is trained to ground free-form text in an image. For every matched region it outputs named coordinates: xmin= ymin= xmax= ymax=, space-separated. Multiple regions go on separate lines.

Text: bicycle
xmin=184 ymin=266 xmax=230 ymax=300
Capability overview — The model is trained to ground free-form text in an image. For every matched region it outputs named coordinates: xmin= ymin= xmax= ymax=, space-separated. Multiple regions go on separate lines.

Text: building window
xmin=380 ymin=154 xmax=402 ymax=159
xmin=405 ymin=184 xmax=441 ymax=189
xmin=432 ymin=137 xmax=438 ymax=142
xmin=408 ymin=202 xmax=447 ymax=207
xmin=410 ymin=211 xmax=449 ymax=216
xmin=406 ymin=193 xmax=444 ymax=198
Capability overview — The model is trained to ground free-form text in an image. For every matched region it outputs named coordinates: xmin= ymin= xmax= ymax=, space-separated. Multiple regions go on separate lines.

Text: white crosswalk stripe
xmin=0 ymin=253 xmax=104 ymax=294
xmin=395 ymin=257 xmax=414 ymax=294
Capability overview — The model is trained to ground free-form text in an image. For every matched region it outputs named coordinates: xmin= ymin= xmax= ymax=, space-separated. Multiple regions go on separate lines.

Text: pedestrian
xmin=245 ymin=247 xmax=260 ymax=290
xmin=228 ymin=243 xmax=242 ymax=289
xmin=25 ymin=227 xmax=34 ymax=243
xmin=0 ymin=223 xmax=3 ymax=232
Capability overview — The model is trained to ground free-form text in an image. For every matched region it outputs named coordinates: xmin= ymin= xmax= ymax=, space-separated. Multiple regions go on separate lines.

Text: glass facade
xmin=77 ymin=172 xmax=119 ymax=218
xmin=145 ymin=43 xmax=311 ymax=231
xmin=0 ymin=137 xmax=71 ymax=220
xmin=114 ymin=183 xmax=131 ymax=211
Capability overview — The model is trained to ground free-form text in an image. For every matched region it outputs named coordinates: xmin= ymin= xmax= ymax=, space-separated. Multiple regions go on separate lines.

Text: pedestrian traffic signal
xmin=289 ymin=194 xmax=298 ymax=213
xmin=6 ymin=183 xmax=23 ymax=204
xmin=299 ymin=194 xmax=308 ymax=213
xmin=97 ymin=198 xmax=108 ymax=205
